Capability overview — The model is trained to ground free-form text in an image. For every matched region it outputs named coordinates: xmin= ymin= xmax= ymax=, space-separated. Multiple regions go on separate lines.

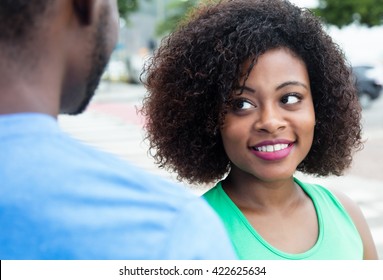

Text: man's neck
xmin=0 ymin=69 xmax=60 ymax=117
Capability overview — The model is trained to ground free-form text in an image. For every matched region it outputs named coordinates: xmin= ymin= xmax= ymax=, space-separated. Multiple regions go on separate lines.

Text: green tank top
xmin=203 ymin=177 xmax=363 ymax=260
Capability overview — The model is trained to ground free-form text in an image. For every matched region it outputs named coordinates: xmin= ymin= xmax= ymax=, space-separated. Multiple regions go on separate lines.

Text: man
xmin=0 ymin=0 xmax=236 ymax=259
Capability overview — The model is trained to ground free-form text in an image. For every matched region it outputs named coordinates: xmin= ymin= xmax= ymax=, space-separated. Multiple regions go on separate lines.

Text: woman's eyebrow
xmin=236 ymin=85 xmax=256 ymax=93
xmin=236 ymin=81 xmax=308 ymax=94
xmin=276 ymin=81 xmax=308 ymax=90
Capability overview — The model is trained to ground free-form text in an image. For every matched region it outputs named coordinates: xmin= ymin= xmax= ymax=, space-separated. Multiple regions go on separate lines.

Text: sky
xmin=290 ymin=0 xmax=383 ymax=66
xmin=329 ymin=25 xmax=383 ymax=65
xmin=290 ymin=0 xmax=318 ymax=8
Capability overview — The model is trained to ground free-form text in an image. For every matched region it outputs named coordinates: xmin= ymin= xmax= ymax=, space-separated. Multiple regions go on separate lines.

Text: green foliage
xmin=155 ymin=0 xmax=199 ymax=36
xmin=314 ymin=0 xmax=383 ymax=27
xmin=117 ymin=0 xmax=141 ymax=20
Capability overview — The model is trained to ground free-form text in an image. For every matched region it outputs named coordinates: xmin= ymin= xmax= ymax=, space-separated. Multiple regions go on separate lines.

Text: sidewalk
xmin=58 ymin=82 xmax=383 ymax=259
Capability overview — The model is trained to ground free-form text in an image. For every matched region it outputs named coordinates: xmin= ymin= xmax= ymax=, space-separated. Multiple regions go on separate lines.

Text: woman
xmin=141 ymin=0 xmax=378 ymax=259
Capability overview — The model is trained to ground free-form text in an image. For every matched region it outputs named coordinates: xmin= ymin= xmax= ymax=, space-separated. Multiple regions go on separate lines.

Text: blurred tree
xmin=118 ymin=0 xmax=138 ymax=19
xmin=156 ymin=0 xmax=200 ymax=36
xmin=314 ymin=0 xmax=383 ymax=27
xmin=118 ymin=0 xmax=152 ymax=21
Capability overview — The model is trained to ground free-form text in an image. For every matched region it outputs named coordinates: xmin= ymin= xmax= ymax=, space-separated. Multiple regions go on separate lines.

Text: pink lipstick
xmin=250 ymin=140 xmax=294 ymax=161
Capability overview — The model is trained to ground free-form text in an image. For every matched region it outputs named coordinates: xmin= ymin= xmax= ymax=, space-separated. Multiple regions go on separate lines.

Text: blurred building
xmin=104 ymin=1 xmax=171 ymax=83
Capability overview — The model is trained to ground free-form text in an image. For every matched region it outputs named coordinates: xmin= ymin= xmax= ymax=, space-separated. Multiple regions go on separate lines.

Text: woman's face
xmin=220 ymin=48 xmax=315 ymax=183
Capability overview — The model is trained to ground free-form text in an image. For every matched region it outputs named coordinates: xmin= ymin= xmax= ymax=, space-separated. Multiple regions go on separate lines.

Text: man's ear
xmin=73 ymin=0 xmax=96 ymax=25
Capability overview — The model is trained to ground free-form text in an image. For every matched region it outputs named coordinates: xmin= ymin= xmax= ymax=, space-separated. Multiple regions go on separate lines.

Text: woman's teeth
xmin=254 ymin=144 xmax=289 ymax=152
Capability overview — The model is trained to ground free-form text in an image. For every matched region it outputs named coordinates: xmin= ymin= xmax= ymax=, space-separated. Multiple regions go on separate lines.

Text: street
xmin=59 ymin=81 xmax=383 ymax=259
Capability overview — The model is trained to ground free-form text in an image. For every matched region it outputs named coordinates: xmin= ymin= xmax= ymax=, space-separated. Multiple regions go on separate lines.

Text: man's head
xmin=0 ymin=0 xmax=119 ymax=115
xmin=60 ymin=0 xmax=119 ymax=114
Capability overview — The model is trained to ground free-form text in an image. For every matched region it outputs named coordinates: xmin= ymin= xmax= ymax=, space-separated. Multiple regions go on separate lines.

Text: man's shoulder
xmin=0 ymin=114 xmax=236 ymax=259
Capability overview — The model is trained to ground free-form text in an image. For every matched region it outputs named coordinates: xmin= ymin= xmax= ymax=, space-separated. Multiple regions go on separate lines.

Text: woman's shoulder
xmin=294 ymin=177 xmax=339 ymax=201
xmin=328 ymin=189 xmax=378 ymax=259
xmin=295 ymin=177 xmax=378 ymax=259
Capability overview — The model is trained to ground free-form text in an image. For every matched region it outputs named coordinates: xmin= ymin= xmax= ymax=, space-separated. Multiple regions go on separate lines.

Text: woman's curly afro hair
xmin=141 ymin=0 xmax=363 ymax=185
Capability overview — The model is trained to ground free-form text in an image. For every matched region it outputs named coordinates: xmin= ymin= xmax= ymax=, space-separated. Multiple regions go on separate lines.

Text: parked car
xmin=352 ymin=65 xmax=382 ymax=108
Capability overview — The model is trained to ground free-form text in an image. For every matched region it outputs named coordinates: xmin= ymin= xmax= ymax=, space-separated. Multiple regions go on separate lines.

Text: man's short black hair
xmin=0 ymin=0 xmax=52 ymax=42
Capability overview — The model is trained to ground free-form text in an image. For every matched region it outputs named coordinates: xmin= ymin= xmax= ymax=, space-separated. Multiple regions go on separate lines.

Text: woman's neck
xmin=222 ymin=171 xmax=305 ymax=212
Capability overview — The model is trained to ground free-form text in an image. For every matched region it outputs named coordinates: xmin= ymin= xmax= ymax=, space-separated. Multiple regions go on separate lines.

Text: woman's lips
xmin=250 ymin=142 xmax=294 ymax=161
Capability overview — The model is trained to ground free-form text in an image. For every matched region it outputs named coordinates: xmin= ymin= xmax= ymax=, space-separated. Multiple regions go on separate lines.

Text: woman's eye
xmin=232 ymin=99 xmax=253 ymax=110
xmin=281 ymin=94 xmax=301 ymax=105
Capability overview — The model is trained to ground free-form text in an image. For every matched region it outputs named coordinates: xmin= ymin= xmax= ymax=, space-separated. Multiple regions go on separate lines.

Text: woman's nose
xmin=253 ymin=104 xmax=286 ymax=134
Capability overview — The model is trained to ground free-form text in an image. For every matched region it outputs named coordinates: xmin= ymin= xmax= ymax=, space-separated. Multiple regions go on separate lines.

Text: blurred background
xmin=60 ymin=0 xmax=383 ymax=257
xmin=104 ymin=0 xmax=383 ymax=108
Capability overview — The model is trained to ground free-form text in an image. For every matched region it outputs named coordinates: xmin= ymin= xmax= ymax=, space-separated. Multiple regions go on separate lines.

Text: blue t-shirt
xmin=0 ymin=113 xmax=236 ymax=260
